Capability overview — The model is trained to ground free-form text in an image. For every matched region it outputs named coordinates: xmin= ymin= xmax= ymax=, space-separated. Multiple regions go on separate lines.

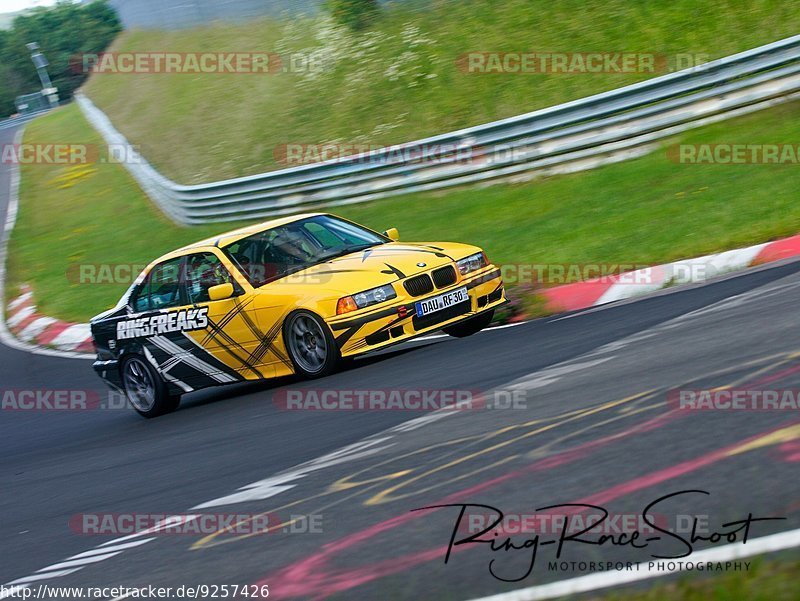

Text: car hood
xmin=268 ymin=241 xmax=480 ymax=295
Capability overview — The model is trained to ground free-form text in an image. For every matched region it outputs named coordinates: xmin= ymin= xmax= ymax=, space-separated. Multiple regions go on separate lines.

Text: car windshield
xmin=222 ymin=215 xmax=387 ymax=287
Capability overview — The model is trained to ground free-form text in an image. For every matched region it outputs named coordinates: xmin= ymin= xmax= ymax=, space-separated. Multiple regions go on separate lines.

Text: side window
xmin=226 ymin=239 xmax=261 ymax=283
xmin=133 ymin=281 xmax=151 ymax=313
xmin=131 ymin=257 xmax=185 ymax=312
xmin=185 ymin=252 xmax=234 ymax=304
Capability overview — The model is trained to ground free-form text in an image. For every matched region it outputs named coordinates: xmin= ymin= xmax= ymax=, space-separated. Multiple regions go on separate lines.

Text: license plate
xmin=415 ymin=286 xmax=468 ymax=317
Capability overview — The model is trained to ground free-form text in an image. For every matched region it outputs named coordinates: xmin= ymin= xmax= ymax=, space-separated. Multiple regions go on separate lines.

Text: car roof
xmin=151 ymin=212 xmax=325 ymax=265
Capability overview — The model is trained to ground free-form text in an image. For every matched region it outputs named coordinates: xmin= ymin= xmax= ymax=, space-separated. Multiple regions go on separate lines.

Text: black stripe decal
xmin=202 ymin=317 xmax=264 ymax=378
xmin=335 ymin=325 xmax=362 ymax=348
xmin=381 ymin=263 xmax=406 ymax=279
xmin=200 ymin=298 xmax=252 ymax=346
xmin=240 ymin=309 xmax=293 ymax=372
xmin=249 ymin=317 xmax=285 ymax=367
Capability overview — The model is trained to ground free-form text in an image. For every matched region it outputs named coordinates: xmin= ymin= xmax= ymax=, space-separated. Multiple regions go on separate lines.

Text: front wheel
xmin=443 ymin=309 xmax=494 ymax=338
xmin=121 ymin=355 xmax=180 ymax=418
xmin=283 ymin=310 xmax=340 ymax=378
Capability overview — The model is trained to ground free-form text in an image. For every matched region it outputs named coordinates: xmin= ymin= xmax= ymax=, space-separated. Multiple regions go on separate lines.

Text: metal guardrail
xmin=76 ymin=35 xmax=800 ymax=225
xmin=0 ymin=109 xmax=52 ymax=132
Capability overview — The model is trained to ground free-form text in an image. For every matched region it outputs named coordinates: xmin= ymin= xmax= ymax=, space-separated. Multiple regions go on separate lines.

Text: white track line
xmin=464 ymin=527 xmax=800 ymax=601
xmin=4 ymin=567 xmax=84 ymax=587
xmin=36 ymin=552 xmax=125 ymax=572
xmin=67 ymin=538 xmax=156 ymax=560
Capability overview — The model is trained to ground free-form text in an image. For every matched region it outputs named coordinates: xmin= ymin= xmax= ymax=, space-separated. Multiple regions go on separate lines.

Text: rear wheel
xmin=284 ymin=310 xmax=340 ymax=378
xmin=443 ymin=309 xmax=494 ymax=338
xmin=121 ymin=355 xmax=180 ymax=418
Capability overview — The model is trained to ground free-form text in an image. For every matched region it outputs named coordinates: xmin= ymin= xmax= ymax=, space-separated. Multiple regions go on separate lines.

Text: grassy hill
xmin=82 ymin=0 xmax=800 ymax=183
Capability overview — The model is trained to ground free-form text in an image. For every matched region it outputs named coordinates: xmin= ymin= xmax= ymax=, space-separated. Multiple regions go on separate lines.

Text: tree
xmin=327 ymin=0 xmax=380 ymax=31
xmin=0 ymin=0 xmax=122 ymax=118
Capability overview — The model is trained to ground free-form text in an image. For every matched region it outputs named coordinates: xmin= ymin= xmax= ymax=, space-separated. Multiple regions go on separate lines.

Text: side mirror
xmin=208 ymin=282 xmax=234 ymax=302
xmin=383 ymin=227 xmax=400 ymax=241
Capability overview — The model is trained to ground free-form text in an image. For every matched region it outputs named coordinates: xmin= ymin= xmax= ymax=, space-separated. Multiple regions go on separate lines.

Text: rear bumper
xmin=328 ymin=267 xmax=505 ymax=356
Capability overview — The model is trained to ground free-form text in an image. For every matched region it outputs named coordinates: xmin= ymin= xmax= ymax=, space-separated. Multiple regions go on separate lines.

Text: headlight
xmin=337 ymin=284 xmax=397 ymax=314
xmin=457 ymin=252 xmax=488 ymax=276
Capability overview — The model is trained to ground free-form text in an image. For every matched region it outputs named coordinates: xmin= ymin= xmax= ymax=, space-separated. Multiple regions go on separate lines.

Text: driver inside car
xmin=270 ymin=228 xmax=316 ymax=264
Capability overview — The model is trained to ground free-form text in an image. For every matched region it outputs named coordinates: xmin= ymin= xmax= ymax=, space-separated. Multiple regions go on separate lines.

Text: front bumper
xmin=328 ymin=267 xmax=505 ymax=356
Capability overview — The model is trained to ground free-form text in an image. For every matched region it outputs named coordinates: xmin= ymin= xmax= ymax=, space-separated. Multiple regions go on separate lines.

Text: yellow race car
xmin=90 ymin=213 xmax=505 ymax=417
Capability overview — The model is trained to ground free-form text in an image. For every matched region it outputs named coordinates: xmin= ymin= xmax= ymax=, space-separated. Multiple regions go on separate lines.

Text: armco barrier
xmin=75 ymin=35 xmax=800 ymax=225
xmin=0 ymin=108 xmax=52 ymax=132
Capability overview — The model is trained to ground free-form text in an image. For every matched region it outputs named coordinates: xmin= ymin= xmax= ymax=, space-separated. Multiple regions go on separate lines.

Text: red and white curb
xmin=540 ymin=234 xmax=800 ymax=312
xmin=5 ymin=285 xmax=93 ymax=354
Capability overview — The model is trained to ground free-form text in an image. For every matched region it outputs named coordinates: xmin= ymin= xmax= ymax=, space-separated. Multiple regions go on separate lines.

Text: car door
xmin=123 ymin=255 xmax=239 ymax=392
xmin=181 ymin=249 xmax=274 ymax=381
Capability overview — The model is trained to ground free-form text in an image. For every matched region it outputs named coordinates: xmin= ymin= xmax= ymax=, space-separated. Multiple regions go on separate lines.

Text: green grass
xmin=342 ymin=101 xmax=800 ymax=269
xmin=82 ymin=0 xmax=800 ymax=183
xmin=594 ymin=558 xmax=800 ymax=601
xmin=7 ymin=99 xmax=800 ymax=322
xmin=6 ymin=104 xmax=245 ymax=322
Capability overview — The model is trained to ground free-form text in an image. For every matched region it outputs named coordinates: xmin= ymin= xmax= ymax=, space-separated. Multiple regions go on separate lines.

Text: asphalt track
xmin=1 ymin=121 xmax=799 ymax=600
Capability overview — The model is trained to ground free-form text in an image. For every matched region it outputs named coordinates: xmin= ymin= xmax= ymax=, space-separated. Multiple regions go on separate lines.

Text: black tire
xmin=121 ymin=355 xmax=181 ymax=418
xmin=443 ymin=309 xmax=494 ymax=338
xmin=283 ymin=310 xmax=340 ymax=378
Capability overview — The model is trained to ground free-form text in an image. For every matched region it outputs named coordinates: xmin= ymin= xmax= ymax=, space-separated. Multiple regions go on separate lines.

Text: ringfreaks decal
xmin=116 ymin=307 xmax=209 ymax=340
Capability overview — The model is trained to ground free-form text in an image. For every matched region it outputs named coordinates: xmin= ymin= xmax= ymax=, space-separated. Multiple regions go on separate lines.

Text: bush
xmin=326 ymin=0 xmax=379 ymax=30
xmin=0 ymin=0 xmax=121 ymax=118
